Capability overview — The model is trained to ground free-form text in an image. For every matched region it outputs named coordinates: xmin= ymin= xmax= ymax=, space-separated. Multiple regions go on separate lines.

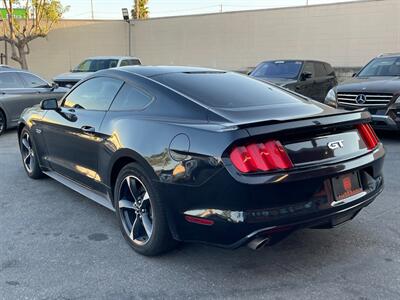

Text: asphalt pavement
xmin=0 ymin=129 xmax=399 ymax=300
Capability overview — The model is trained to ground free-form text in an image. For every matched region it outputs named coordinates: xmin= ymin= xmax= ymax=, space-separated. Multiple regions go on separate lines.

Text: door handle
xmin=81 ymin=125 xmax=95 ymax=133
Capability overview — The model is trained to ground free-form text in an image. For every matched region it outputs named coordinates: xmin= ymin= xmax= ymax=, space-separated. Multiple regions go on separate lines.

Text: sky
xmin=60 ymin=0 xmax=359 ymax=19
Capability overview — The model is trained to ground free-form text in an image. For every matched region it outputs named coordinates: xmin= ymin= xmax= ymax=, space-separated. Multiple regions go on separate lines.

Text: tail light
xmin=357 ymin=123 xmax=379 ymax=150
xmin=184 ymin=215 xmax=214 ymax=226
xmin=230 ymin=140 xmax=293 ymax=173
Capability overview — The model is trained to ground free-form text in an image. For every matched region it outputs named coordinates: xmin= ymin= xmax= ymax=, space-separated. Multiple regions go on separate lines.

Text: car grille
xmin=337 ymin=93 xmax=393 ymax=108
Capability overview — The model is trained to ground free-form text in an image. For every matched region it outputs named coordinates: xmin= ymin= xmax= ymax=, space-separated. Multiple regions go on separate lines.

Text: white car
xmin=53 ymin=56 xmax=141 ymax=88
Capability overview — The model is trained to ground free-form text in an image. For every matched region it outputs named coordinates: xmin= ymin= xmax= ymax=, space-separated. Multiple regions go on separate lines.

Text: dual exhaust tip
xmin=247 ymin=236 xmax=271 ymax=250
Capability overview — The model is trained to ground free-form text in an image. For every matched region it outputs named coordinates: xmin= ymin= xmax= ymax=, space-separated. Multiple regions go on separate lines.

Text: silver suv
xmin=53 ymin=56 xmax=141 ymax=88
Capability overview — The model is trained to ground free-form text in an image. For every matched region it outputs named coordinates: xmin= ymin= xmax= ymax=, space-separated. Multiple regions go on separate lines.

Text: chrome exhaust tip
xmin=247 ymin=236 xmax=271 ymax=250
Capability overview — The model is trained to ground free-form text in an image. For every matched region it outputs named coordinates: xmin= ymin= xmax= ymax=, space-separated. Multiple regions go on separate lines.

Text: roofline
xmin=0 ymin=69 xmax=50 ymax=84
xmin=104 ymin=67 xmax=226 ymax=110
xmin=131 ymin=0 xmax=383 ymax=22
xmin=377 ymin=52 xmax=400 ymax=58
xmin=60 ymin=0 xmax=383 ymax=22
xmin=259 ymin=59 xmax=331 ymax=64
xmin=85 ymin=56 xmax=140 ymax=60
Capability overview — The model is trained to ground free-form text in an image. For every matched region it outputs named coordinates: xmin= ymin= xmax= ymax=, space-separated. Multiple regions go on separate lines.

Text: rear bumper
xmin=226 ymin=188 xmax=381 ymax=249
xmin=158 ymin=144 xmax=385 ymax=247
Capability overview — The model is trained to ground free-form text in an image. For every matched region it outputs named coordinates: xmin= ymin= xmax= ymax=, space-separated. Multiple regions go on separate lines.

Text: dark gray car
xmin=0 ymin=69 xmax=68 ymax=135
xmin=250 ymin=60 xmax=338 ymax=102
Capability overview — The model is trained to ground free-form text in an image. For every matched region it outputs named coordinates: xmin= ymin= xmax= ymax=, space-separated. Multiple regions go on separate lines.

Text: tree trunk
xmin=135 ymin=0 xmax=139 ymax=19
xmin=11 ymin=43 xmax=29 ymax=70
xmin=18 ymin=45 xmax=28 ymax=70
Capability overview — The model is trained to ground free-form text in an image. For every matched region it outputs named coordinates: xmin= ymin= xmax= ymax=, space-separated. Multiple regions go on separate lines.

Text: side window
xmin=63 ymin=77 xmax=123 ymax=111
xmin=110 ymin=83 xmax=153 ymax=111
xmin=324 ymin=63 xmax=335 ymax=76
xmin=120 ymin=59 xmax=141 ymax=67
xmin=302 ymin=62 xmax=314 ymax=78
xmin=314 ymin=62 xmax=327 ymax=77
xmin=0 ymin=72 xmax=23 ymax=88
xmin=19 ymin=72 xmax=48 ymax=88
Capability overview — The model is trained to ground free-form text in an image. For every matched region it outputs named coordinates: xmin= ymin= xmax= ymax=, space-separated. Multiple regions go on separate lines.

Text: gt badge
xmin=328 ymin=140 xmax=344 ymax=150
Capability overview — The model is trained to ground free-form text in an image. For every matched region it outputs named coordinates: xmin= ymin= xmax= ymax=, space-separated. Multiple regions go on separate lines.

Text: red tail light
xmin=184 ymin=215 xmax=214 ymax=226
xmin=230 ymin=140 xmax=293 ymax=173
xmin=357 ymin=123 xmax=379 ymax=150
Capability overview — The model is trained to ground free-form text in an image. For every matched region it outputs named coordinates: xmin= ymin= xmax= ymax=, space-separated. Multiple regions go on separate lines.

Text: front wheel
xmin=19 ymin=128 xmax=44 ymax=179
xmin=114 ymin=163 xmax=177 ymax=256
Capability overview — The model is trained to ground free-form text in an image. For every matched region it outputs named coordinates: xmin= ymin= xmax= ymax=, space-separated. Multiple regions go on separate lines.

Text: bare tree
xmin=0 ymin=0 xmax=67 ymax=69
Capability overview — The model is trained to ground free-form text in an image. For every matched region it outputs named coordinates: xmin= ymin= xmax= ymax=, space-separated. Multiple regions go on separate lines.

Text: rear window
xmin=153 ymin=72 xmax=302 ymax=108
xmin=314 ymin=62 xmax=327 ymax=77
xmin=324 ymin=63 xmax=335 ymax=76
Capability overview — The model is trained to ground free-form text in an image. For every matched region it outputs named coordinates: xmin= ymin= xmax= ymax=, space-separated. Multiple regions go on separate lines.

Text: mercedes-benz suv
xmin=325 ymin=53 xmax=400 ymax=131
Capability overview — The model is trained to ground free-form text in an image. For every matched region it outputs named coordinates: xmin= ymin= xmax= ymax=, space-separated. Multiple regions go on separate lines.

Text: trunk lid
xmin=224 ymin=110 xmax=373 ymax=169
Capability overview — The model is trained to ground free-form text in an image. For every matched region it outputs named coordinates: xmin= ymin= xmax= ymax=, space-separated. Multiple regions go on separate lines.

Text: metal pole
xmin=4 ymin=41 xmax=8 ymax=65
xmin=128 ymin=20 xmax=131 ymax=56
xmin=90 ymin=0 xmax=94 ymax=19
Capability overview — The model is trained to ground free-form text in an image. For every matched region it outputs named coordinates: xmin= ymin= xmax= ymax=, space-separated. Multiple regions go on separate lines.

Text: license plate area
xmin=331 ymin=171 xmax=363 ymax=201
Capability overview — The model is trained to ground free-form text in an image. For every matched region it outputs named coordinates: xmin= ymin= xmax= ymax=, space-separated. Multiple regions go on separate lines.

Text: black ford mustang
xmin=18 ymin=66 xmax=385 ymax=256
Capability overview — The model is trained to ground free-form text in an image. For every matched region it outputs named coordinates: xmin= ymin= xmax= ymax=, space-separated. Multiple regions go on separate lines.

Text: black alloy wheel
xmin=115 ymin=163 xmax=177 ymax=256
xmin=118 ymin=175 xmax=154 ymax=245
xmin=19 ymin=128 xmax=43 ymax=179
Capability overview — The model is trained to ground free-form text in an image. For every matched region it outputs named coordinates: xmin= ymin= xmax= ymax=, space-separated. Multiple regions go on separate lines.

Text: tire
xmin=0 ymin=109 xmax=6 ymax=136
xmin=114 ymin=163 xmax=177 ymax=256
xmin=19 ymin=127 xmax=44 ymax=179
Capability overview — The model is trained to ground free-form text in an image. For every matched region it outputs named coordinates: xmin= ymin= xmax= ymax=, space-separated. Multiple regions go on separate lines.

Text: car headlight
xmin=395 ymin=95 xmax=400 ymax=103
xmin=324 ymin=88 xmax=337 ymax=108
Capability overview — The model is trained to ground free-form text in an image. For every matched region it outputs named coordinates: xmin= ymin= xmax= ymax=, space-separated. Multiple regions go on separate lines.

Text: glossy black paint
xmin=19 ymin=66 xmax=385 ymax=248
xmin=250 ymin=60 xmax=338 ymax=102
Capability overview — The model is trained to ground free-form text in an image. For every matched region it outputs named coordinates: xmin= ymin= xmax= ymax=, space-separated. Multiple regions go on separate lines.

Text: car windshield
xmin=251 ymin=61 xmax=303 ymax=79
xmin=72 ymin=59 xmax=119 ymax=72
xmin=358 ymin=57 xmax=400 ymax=77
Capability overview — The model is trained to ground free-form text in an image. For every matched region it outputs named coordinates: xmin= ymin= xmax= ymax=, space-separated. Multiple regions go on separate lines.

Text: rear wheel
xmin=0 ymin=110 xmax=6 ymax=135
xmin=19 ymin=128 xmax=44 ymax=179
xmin=114 ymin=163 xmax=177 ymax=256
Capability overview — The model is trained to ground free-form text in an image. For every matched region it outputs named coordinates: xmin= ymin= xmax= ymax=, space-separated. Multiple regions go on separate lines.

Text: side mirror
xmin=50 ymin=82 xmax=59 ymax=91
xmin=301 ymin=72 xmax=313 ymax=81
xmin=40 ymin=98 xmax=59 ymax=111
xmin=352 ymin=72 xmax=357 ymax=77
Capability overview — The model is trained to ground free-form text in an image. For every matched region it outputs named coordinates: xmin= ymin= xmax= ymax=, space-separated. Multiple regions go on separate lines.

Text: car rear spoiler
xmin=235 ymin=109 xmax=371 ymax=136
